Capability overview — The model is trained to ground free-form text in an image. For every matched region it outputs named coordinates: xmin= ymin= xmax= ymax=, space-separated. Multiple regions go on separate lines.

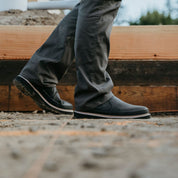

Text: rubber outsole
xmin=74 ymin=111 xmax=151 ymax=119
xmin=13 ymin=75 xmax=73 ymax=114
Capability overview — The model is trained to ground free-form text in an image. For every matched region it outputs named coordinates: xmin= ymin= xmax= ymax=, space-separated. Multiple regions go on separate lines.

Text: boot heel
xmin=13 ymin=78 xmax=31 ymax=96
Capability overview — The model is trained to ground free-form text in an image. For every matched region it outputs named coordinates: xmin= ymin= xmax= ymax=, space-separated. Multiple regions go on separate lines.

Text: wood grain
xmin=112 ymin=86 xmax=178 ymax=113
xmin=8 ymin=86 xmax=41 ymax=111
xmin=0 ymin=86 xmax=9 ymax=111
xmin=0 ymin=25 xmax=178 ymax=60
xmin=8 ymin=86 xmax=75 ymax=111
xmin=1 ymin=60 xmax=178 ymax=86
xmin=110 ymin=26 xmax=178 ymax=60
xmin=5 ymin=85 xmax=178 ymax=113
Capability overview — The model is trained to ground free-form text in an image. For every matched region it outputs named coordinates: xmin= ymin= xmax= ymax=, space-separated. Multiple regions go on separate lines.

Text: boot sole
xmin=74 ymin=111 xmax=151 ymax=119
xmin=13 ymin=75 xmax=73 ymax=114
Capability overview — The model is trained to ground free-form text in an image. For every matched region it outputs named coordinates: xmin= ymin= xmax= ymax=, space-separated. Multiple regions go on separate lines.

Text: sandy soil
xmin=0 ymin=9 xmax=64 ymax=25
xmin=0 ymin=112 xmax=177 ymax=178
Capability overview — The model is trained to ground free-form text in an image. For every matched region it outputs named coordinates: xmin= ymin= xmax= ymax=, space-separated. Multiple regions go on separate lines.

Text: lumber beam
xmin=0 ymin=60 xmax=178 ymax=86
xmin=0 ymin=86 xmax=9 ymax=111
xmin=110 ymin=26 xmax=178 ymax=60
xmin=0 ymin=25 xmax=178 ymax=60
xmin=1 ymin=85 xmax=176 ymax=113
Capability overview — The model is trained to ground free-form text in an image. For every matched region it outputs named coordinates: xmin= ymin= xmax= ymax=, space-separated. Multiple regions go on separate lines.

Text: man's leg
xmin=14 ymin=3 xmax=80 ymax=114
xmin=75 ymin=0 xmax=121 ymax=110
xmin=74 ymin=0 xmax=151 ymax=119
xmin=20 ymin=4 xmax=80 ymax=86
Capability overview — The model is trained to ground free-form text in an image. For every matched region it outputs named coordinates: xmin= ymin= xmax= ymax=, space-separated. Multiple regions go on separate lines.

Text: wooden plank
xmin=8 ymin=86 xmax=41 ymax=111
xmin=0 ymin=60 xmax=27 ymax=85
xmin=8 ymin=86 xmax=75 ymax=112
xmin=1 ymin=60 xmax=178 ymax=86
xmin=6 ymin=85 xmax=178 ymax=112
xmin=0 ymin=25 xmax=178 ymax=60
xmin=106 ymin=60 xmax=178 ymax=86
xmin=0 ymin=86 xmax=9 ymax=111
xmin=110 ymin=26 xmax=178 ymax=60
xmin=0 ymin=25 xmax=55 ymax=60
xmin=112 ymin=86 xmax=178 ymax=113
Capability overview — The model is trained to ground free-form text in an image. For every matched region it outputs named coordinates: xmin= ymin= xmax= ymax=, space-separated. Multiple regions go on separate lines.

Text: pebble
xmin=122 ymin=125 xmax=128 ymax=129
xmin=32 ymin=110 xmax=38 ymax=114
xmin=66 ymin=122 xmax=78 ymax=126
xmin=44 ymin=161 xmax=58 ymax=172
xmin=42 ymin=110 xmax=46 ymax=114
xmin=100 ymin=127 xmax=107 ymax=132
xmin=28 ymin=126 xmax=38 ymax=132
xmin=81 ymin=160 xmax=99 ymax=169
xmin=129 ymin=172 xmax=141 ymax=178
xmin=66 ymin=122 xmax=71 ymax=125
xmin=80 ymin=125 xmax=85 ymax=128
xmin=91 ymin=148 xmax=107 ymax=157
xmin=130 ymin=134 xmax=136 ymax=138
xmin=86 ymin=124 xmax=95 ymax=128
xmin=48 ymin=122 xmax=59 ymax=126
xmin=10 ymin=149 xmax=21 ymax=159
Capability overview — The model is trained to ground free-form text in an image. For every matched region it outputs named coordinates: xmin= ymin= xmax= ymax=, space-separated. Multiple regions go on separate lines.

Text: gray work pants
xmin=20 ymin=0 xmax=121 ymax=111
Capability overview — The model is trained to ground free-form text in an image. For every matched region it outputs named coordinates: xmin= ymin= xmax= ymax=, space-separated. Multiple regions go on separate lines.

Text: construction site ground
xmin=0 ymin=112 xmax=177 ymax=178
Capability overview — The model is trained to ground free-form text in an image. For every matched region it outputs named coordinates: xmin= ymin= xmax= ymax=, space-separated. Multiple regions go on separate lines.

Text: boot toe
xmin=61 ymin=100 xmax=73 ymax=110
xmin=126 ymin=105 xmax=149 ymax=116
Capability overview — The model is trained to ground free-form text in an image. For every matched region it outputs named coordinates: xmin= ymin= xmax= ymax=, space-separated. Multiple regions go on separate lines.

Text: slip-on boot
xmin=74 ymin=95 xmax=151 ymax=119
xmin=13 ymin=75 xmax=73 ymax=114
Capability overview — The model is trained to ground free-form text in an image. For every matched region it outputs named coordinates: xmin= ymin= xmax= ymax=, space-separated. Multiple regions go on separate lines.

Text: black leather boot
xmin=74 ymin=95 xmax=151 ymax=119
xmin=13 ymin=75 xmax=73 ymax=114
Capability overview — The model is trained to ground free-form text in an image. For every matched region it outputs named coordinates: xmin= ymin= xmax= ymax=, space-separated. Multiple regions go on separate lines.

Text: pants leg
xmin=20 ymin=3 xmax=80 ymax=87
xmin=74 ymin=0 xmax=121 ymax=111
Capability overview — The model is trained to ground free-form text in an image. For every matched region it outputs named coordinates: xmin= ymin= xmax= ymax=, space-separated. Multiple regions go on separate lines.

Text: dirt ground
xmin=0 ymin=9 xmax=64 ymax=25
xmin=0 ymin=112 xmax=177 ymax=178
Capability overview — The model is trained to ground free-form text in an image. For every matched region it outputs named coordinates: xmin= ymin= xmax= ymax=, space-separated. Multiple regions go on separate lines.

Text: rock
xmin=130 ymin=134 xmax=136 ymax=138
xmin=100 ymin=127 xmax=107 ymax=132
xmin=66 ymin=122 xmax=71 ymax=125
xmin=44 ymin=161 xmax=58 ymax=172
xmin=80 ymin=125 xmax=85 ymax=128
xmin=48 ymin=122 xmax=59 ymax=126
xmin=10 ymin=149 xmax=21 ymax=159
xmin=91 ymin=148 xmax=107 ymax=157
xmin=28 ymin=126 xmax=38 ymax=132
xmin=86 ymin=124 xmax=95 ymax=128
xmin=81 ymin=160 xmax=99 ymax=169
xmin=32 ymin=110 xmax=38 ymax=114
xmin=129 ymin=172 xmax=141 ymax=178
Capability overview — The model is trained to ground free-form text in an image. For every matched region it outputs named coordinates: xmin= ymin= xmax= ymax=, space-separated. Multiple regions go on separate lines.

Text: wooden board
xmin=112 ymin=86 xmax=178 ymax=113
xmin=110 ymin=26 xmax=178 ymax=60
xmin=8 ymin=86 xmax=75 ymax=112
xmin=0 ymin=86 xmax=9 ymax=111
xmin=4 ymin=85 xmax=178 ymax=113
xmin=0 ymin=25 xmax=178 ymax=60
xmin=8 ymin=86 xmax=41 ymax=111
xmin=1 ymin=60 xmax=178 ymax=86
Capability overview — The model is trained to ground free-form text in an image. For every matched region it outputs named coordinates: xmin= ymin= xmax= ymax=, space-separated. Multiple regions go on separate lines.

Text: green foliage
xmin=130 ymin=10 xmax=178 ymax=25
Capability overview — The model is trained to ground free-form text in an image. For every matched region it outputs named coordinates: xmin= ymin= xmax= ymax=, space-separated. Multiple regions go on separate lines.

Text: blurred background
xmin=29 ymin=0 xmax=178 ymax=26
xmin=0 ymin=0 xmax=177 ymax=26
xmin=115 ymin=0 xmax=178 ymax=26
